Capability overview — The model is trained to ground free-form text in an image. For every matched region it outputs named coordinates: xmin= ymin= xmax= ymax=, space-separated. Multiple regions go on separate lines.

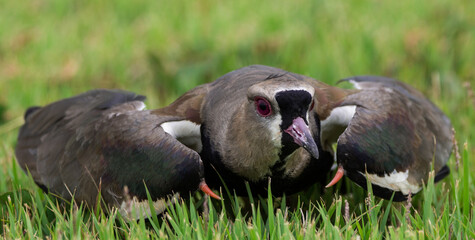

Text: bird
xmin=324 ymin=76 xmax=453 ymax=201
xmin=15 ymin=65 xmax=452 ymax=215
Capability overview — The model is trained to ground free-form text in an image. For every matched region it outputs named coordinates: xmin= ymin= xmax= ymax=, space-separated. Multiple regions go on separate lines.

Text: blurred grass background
xmin=0 ymin=0 xmax=474 ymax=238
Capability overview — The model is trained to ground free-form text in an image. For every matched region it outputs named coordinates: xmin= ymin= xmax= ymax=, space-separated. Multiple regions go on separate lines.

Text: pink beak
xmin=284 ymin=117 xmax=319 ymax=159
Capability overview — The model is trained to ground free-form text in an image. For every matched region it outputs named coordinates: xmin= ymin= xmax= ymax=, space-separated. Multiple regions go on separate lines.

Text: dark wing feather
xmin=16 ymin=90 xmax=145 ymax=191
xmin=336 ymin=76 xmax=452 ymax=199
xmin=15 ymin=89 xmax=206 ymax=207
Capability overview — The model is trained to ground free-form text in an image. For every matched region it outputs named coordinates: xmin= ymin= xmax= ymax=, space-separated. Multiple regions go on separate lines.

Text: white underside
xmin=160 ymin=120 xmax=202 ymax=152
xmin=119 ymin=194 xmax=179 ymax=220
xmin=360 ymin=169 xmax=422 ymax=195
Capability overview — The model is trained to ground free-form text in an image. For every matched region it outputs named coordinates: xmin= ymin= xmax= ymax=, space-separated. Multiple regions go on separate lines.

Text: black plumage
xmin=15 ymin=66 xmax=452 ymax=214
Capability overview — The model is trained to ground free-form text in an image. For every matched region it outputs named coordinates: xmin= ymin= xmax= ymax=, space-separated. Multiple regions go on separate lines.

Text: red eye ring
xmin=254 ymin=97 xmax=272 ymax=117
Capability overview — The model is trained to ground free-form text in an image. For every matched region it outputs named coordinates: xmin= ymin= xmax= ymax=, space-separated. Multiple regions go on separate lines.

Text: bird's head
xmin=246 ymin=79 xmax=320 ymax=161
xmin=208 ymin=69 xmax=325 ymax=183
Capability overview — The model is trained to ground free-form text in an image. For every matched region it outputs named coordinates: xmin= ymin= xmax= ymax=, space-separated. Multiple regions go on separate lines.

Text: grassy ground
xmin=1 ymin=0 xmax=474 ymax=238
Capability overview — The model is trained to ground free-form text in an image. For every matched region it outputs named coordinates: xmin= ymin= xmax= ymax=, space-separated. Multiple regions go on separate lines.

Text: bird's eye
xmin=309 ymin=99 xmax=315 ymax=111
xmin=254 ymin=97 xmax=272 ymax=117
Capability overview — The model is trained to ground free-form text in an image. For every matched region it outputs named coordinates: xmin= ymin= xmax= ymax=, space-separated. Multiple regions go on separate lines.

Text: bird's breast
xmin=272 ymin=148 xmax=312 ymax=179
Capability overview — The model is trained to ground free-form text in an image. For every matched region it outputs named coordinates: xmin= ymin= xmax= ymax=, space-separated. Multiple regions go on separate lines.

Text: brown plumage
xmin=15 ymin=65 xmax=452 ymax=211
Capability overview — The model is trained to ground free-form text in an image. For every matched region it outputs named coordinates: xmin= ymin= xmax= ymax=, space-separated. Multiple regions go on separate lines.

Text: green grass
xmin=1 ymin=0 xmax=475 ymax=238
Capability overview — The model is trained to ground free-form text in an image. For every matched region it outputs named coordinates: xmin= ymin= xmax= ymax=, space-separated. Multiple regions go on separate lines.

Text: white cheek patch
xmin=161 ymin=120 xmax=202 ymax=152
xmin=266 ymin=114 xmax=283 ymax=147
xmin=359 ymin=169 xmax=422 ymax=195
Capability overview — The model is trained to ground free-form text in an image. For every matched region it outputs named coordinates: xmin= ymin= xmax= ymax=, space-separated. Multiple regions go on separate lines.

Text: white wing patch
xmin=161 ymin=120 xmax=202 ymax=152
xmin=320 ymin=105 xmax=356 ymax=151
xmin=360 ymin=170 xmax=422 ymax=195
xmin=321 ymin=105 xmax=356 ymax=127
xmin=348 ymin=80 xmax=363 ymax=89
xmin=107 ymin=101 xmax=147 ymax=119
xmin=135 ymin=101 xmax=146 ymax=111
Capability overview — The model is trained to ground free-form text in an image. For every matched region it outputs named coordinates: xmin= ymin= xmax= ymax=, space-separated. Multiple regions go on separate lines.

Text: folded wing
xmin=327 ymin=76 xmax=452 ymax=201
xmin=15 ymin=89 xmax=210 ymax=207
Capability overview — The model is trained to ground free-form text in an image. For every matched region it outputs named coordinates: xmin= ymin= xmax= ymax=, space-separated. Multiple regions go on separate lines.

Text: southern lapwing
xmin=324 ymin=76 xmax=453 ymax=201
xmin=15 ymin=65 xmax=343 ymax=212
xmin=15 ymin=65 xmax=452 ymax=214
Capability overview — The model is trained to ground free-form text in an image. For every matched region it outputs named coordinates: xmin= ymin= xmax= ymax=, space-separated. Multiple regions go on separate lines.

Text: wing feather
xmin=334 ymin=76 xmax=452 ymax=200
xmin=15 ymin=89 xmax=207 ymax=207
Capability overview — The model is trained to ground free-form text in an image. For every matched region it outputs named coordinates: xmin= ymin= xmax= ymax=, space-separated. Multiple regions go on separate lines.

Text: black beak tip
xmin=284 ymin=117 xmax=320 ymax=160
xmin=304 ymin=144 xmax=319 ymax=159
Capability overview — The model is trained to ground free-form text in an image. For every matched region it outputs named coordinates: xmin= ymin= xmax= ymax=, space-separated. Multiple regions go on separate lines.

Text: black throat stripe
xmin=272 ymin=90 xmax=313 ymax=170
